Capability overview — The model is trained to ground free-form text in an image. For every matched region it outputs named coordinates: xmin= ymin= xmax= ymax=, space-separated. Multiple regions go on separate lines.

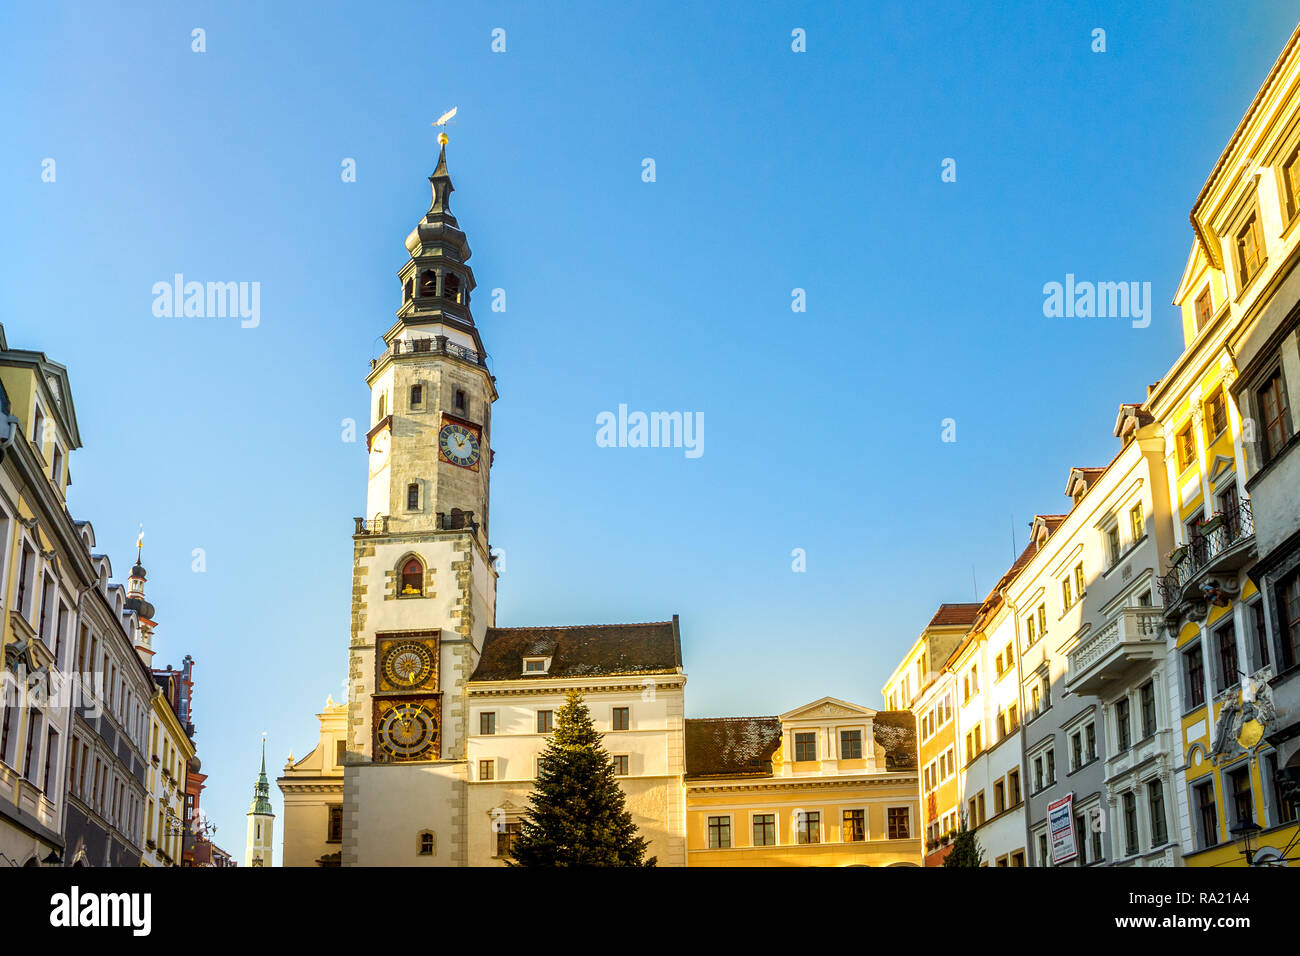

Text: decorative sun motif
xmin=382 ymin=642 xmax=435 ymax=689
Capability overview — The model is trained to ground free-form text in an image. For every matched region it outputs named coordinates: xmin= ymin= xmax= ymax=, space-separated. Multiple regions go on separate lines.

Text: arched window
xmin=403 ymin=278 xmax=413 ymax=302
xmin=401 ymin=558 xmax=423 ymax=595
xmin=419 ymin=270 xmax=437 ymax=297
xmin=417 ymin=830 xmax=435 ymax=856
xmin=443 ymin=272 xmax=461 ymax=302
xmin=377 ymin=393 xmax=386 ymax=420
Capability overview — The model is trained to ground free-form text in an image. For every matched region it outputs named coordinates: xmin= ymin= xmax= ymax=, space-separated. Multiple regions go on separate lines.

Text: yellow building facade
xmin=277 ymin=697 xmax=347 ymax=867
xmin=1154 ymin=23 xmax=1300 ymax=866
xmin=881 ymin=604 xmax=980 ymax=865
xmin=684 ymin=698 xmax=920 ymax=866
xmin=142 ymin=679 xmax=194 ymax=867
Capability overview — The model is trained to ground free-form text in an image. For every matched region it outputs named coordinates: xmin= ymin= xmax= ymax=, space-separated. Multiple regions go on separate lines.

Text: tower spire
xmin=250 ymin=738 xmax=272 ymax=815
xmin=428 ymin=144 xmax=454 ymax=216
xmin=245 ymin=736 xmax=275 ymax=867
xmin=126 ymin=528 xmax=158 ymax=665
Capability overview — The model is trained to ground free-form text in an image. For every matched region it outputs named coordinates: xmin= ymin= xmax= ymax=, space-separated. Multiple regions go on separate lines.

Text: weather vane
xmin=433 ymin=107 xmax=457 ymax=145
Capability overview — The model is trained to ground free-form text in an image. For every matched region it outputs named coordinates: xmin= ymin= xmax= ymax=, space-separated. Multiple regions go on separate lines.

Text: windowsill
xmin=1102 ymin=539 xmax=1144 ymax=579
xmin=1066 ymin=756 xmax=1100 ymax=778
xmin=1233 ymin=258 xmax=1269 ymax=304
xmin=1245 ymin=427 xmax=1300 ymax=492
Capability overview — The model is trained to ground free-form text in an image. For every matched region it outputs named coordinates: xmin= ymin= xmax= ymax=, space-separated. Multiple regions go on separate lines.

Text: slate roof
xmin=684 ymin=717 xmax=783 ymax=778
xmin=468 ymin=618 xmax=682 ymax=681
xmin=684 ymin=710 xmax=918 ymax=778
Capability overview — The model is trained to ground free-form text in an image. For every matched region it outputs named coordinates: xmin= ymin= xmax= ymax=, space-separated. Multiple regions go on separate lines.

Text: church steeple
xmin=245 ymin=738 xmax=275 ymax=867
xmin=250 ymin=740 xmax=273 ymax=815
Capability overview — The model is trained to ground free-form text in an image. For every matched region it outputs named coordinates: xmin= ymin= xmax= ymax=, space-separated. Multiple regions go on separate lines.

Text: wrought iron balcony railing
xmin=1158 ymin=497 xmax=1254 ymax=607
xmin=370 ymin=335 xmax=484 ymax=370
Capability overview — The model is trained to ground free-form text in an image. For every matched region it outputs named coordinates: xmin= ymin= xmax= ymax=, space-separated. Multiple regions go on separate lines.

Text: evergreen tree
xmin=508 ymin=691 xmax=656 ymax=866
xmin=943 ymin=814 xmax=984 ymax=867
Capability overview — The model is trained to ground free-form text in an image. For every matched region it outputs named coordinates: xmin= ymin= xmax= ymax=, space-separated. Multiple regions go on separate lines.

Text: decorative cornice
xmin=685 ymin=773 xmax=917 ymax=794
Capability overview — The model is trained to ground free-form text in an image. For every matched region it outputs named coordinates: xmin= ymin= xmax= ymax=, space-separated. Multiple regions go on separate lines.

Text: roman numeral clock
xmin=373 ymin=632 xmax=442 ymax=761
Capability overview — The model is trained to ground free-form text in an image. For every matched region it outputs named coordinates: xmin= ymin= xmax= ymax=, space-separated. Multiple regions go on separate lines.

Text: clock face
xmin=438 ymin=422 xmax=480 ymax=468
xmin=381 ymin=641 xmax=435 ymax=690
xmin=376 ymin=703 xmax=438 ymax=760
xmin=369 ymin=429 xmax=391 ymax=476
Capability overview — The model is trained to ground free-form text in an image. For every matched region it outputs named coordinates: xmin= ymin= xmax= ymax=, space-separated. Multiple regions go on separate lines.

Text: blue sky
xmin=2 ymin=0 xmax=1297 ymax=862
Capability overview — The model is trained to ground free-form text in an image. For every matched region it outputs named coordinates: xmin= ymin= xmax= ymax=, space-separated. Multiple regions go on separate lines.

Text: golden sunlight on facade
xmin=683 ymin=698 xmax=920 ymax=867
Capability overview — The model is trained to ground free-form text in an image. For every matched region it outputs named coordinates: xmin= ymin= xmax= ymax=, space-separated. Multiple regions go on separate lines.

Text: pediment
xmin=1207 ymin=455 xmax=1236 ymax=486
xmin=780 ymin=696 xmax=875 ymax=722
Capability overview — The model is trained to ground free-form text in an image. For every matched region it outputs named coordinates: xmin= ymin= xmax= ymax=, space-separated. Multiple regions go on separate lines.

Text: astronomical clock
xmin=373 ymin=631 xmax=441 ymax=762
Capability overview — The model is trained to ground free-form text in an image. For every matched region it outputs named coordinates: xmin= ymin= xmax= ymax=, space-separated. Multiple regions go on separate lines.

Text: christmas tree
xmin=942 ymin=814 xmax=984 ymax=867
xmin=508 ymin=690 xmax=656 ymax=866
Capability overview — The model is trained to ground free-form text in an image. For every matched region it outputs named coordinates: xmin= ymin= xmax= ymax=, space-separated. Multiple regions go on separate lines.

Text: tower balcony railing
xmin=354 ymin=511 xmax=477 ymax=536
xmin=370 ymin=335 xmax=484 ymax=370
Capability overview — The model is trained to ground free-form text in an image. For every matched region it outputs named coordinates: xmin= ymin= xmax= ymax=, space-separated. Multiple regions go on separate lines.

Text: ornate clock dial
xmin=377 ymin=703 xmax=437 ymax=760
xmin=438 ymin=422 xmax=480 ymax=468
xmin=382 ymin=641 xmax=435 ymax=689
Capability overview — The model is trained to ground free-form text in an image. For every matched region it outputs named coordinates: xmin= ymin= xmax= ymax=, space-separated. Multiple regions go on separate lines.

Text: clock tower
xmin=342 ymin=141 xmax=499 ymax=866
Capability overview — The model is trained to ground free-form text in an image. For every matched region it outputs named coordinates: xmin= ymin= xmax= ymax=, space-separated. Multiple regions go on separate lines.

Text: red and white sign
xmin=1048 ymin=793 xmax=1077 ymax=865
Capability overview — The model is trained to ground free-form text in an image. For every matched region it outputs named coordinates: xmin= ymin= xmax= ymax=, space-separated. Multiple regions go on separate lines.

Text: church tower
xmin=342 ymin=137 xmax=498 ymax=866
xmin=125 ymin=533 xmax=158 ymax=665
xmin=245 ymin=740 xmax=275 ymax=867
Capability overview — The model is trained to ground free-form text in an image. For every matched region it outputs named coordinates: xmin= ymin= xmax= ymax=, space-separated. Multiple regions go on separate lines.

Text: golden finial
xmin=433 ymin=107 xmax=457 ymax=146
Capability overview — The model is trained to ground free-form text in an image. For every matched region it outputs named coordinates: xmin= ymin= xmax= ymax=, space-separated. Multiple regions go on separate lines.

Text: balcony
xmin=1158 ymin=497 xmax=1255 ymax=627
xmin=1066 ymin=607 xmax=1165 ymax=696
xmin=354 ymin=511 xmax=478 ymax=536
xmin=369 ymin=335 xmax=485 ymax=371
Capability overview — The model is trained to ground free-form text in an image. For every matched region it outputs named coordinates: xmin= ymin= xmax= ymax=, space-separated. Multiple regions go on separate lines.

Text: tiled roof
xmin=927 ymin=603 xmax=982 ymax=628
xmin=468 ymin=619 xmax=682 ymax=681
xmin=684 ymin=711 xmax=918 ymax=778
xmin=685 ymin=717 xmax=783 ymax=778
xmin=873 ymin=710 xmax=918 ymax=770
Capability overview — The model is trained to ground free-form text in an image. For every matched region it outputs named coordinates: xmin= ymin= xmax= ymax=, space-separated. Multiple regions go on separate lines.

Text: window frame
xmin=706 ymin=814 xmax=732 ymax=849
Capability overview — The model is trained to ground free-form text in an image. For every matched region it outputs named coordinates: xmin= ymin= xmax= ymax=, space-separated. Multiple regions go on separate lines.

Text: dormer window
xmin=522 ymin=657 xmax=551 ymax=675
xmin=1236 ymin=211 xmax=1266 ymax=287
xmin=1194 ymin=288 xmax=1213 ymax=332
xmin=32 ymin=406 xmax=45 ymax=454
xmin=51 ymin=445 xmax=63 ymax=487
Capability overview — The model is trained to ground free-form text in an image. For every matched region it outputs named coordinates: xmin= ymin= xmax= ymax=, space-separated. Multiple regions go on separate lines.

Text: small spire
xmin=249 ymin=734 xmax=273 ymax=815
xmin=429 ymin=145 xmax=455 ymax=215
